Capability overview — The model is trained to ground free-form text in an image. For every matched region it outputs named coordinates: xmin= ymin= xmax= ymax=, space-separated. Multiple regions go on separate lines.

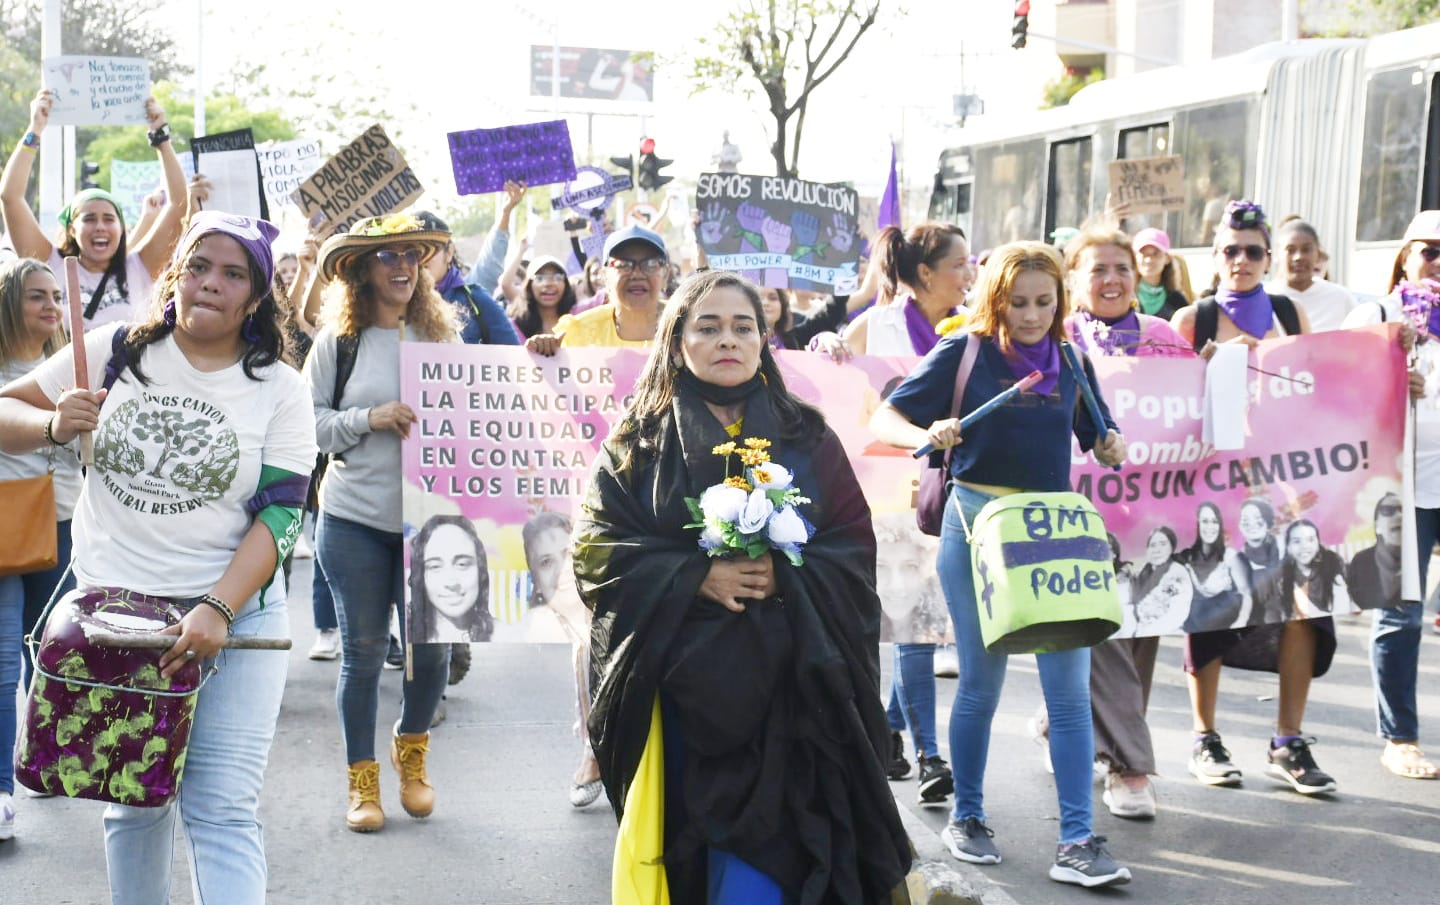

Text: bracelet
xmin=147 ymin=123 xmax=171 ymax=148
xmin=42 ymin=415 xmax=63 ymax=446
xmin=20 ymin=131 xmax=39 ymax=151
xmin=198 ymin=593 xmax=235 ymax=628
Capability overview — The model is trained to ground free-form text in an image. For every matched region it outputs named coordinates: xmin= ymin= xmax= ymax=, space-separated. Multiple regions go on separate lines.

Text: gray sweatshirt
xmin=303 ymin=325 xmax=426 ymax=533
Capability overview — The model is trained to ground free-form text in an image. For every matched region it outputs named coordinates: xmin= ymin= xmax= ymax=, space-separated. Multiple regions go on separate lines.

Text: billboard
xmin=529 ymin=46 xmax=654 ymax=102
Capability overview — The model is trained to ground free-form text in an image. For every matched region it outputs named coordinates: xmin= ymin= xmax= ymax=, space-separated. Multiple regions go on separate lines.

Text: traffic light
xmin=637 ymin=137 xmax=673 ymax=191
xmin=80 ymin=161 xmax=101 ymax=189
xmin=609 ymin=154 xmax=634 ymax=181
xmin=1011 ymin=0 xmax=1030 ymax=49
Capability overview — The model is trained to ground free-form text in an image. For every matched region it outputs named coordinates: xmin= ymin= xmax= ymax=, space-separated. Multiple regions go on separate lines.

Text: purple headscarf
xmin=174 ymin=211 xmax=280 ymax=287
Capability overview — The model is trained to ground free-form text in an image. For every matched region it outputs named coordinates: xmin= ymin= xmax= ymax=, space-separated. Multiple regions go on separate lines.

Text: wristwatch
xmin=147 ymin=122 xmax=171 ymax=148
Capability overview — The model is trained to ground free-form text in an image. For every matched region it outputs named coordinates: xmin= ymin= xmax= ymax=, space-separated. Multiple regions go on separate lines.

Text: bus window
xmin=1118 ymin=123 xmax=1173 ymax=235
xmin=1425 ymin=72 xmax=1440 ymax=213
xmin=972 ymin=139 xmax=1045 ymax=250
xmin=1172 ymin=101 xmax=1253 ymax=248
xmin=1358 ymin=67 xmax=1428 ymax=242
xmin=1047 ymin=137 xmax=1093 ymax=240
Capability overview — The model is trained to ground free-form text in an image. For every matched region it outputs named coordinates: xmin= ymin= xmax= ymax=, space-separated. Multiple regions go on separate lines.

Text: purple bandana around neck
xmin=1076 ymin=308 xmax=1141 ymax=357
xmin=904 ymin=296 xmax=955 ymax=356
xmin=436 ymin=264 xmax=466 ymax=294
xmin=1004 ymin=334 xmax=1060 ymax=396
xmin=1214 ymin=284 xmax=1273 ymax=339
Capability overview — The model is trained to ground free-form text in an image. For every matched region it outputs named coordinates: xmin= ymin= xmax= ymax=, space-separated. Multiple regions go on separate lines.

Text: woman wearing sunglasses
xmin=509 ymin=255 xmax=576 ymax=340
xmin=1172 ymin=202 xmax=1344 ymax=797
xmin=1344 ymin=210 xmax=1440 ymax=780
xmin=305 ymin=215 xmax=461 ymax=832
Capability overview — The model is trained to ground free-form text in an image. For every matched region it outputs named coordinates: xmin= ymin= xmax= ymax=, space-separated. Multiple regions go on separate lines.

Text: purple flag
xmin=878 ymin=142 xmax=900 ymax=232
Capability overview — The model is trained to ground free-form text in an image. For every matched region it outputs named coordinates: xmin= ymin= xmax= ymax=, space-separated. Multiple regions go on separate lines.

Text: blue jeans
xmin=104 ymin=596 xmax=289 ymax=905
xmin=939 ymin=485 xmax=1094 ymax=845
xmin=310 ymin=517 xmax=338 ymax=632
xmin=318 ymin=512 xmax=447 ymax=762
xmin=885 ymin=643 xmax=938 ymax=758
xmin=1371 ymin=507 xmax=1436 ymax=742
xmin=1 ymin=519 xmax=75 ymax=794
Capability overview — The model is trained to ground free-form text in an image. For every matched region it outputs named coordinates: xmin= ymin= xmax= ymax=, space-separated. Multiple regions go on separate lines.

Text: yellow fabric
xmin=724 ymin=418 xmax=744 ymax=437
xmin=612 ymin=695 xmax=669 ymax=905
xmin=557 ymin=304 xmax=654 ymax=348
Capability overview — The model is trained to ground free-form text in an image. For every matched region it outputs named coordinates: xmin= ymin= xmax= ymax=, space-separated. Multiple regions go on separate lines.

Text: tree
xmin=82 ymin=81 xmax=297 ymax=188
xmin=0 ymin=0 xmax=187 ymax=80
xmin=1040 ymin=67 xmax=1105 ymax=110
xmin=1328 ymin=0 xmax=1439 ymax=34
xmin=690 ymin=0 xmax=880 ymax=179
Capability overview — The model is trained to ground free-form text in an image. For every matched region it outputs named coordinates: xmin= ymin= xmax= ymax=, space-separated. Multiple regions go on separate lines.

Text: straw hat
xmin=319 ymin=214 xmax=449 ymax=281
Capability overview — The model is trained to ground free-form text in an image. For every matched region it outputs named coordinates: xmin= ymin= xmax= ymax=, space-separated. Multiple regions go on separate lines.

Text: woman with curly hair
xmin=305 ymin=214 xmax=461 ymax=833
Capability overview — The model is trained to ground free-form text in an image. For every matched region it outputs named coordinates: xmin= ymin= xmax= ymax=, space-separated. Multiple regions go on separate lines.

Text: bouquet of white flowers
xmin=685 ymin=437 xmax=815 ymax=566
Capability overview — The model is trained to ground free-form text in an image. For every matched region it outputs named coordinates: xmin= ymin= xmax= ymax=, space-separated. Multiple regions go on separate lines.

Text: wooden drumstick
xmin=89 ymin=632 xmax=293 ymax=651
xmin=63 ymin=257 xmax=94 ymax=466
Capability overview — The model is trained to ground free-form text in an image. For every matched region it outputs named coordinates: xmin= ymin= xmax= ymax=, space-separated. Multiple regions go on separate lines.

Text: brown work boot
xmin=391 ymin=726 xmax=435 ymax=818
xmin=345 ymin=760 xmax=384 ymax=833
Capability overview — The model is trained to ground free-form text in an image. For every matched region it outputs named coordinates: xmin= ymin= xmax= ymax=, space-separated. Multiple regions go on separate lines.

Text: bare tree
xmin=691 ymin=0 xmax=880 ymax=179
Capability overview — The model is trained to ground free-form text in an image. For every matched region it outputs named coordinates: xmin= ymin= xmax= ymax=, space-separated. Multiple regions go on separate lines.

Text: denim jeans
xmin=310 ymin=516 xmax=338 ymax=632
xmin=318 ymin=512 xmax=447 ymax=763
xmin=1371 ymin=507 xmax=1436 ymax=741
xmin=1 ymin=519 xmax=76 ymax=794
xmin=103 ymin=596 xmax=289 ymax=905
xmin=884 ymin=643 xmax=938 ymax=758
xmin=939 ymin=485 xmax=1094 ymax=844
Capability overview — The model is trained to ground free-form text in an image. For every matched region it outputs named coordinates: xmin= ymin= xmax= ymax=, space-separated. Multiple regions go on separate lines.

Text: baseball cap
xmin=602 ymin=224 xmax=667 ymax=261
xmin=1403 ymin=211 xmax=1440 ymax=243
xmin=1132 ymin=227 xmax=1171 ymax=253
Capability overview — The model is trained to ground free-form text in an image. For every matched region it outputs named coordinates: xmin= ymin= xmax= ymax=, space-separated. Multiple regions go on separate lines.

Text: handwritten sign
xmin=1108 ymin=155 xmax=1185 ymax=215
xmin=257 ymin=139 xmax=323 ymax=213
xmin=695 ymin=172 xmax=860 ymax=294
xmin=448 ymin=121 xmax=578 ymax=195
xmin=43 ymin=56 xmax=151 ymax=126
xmin=109 ymin=159 xmax=161 ymax=225
xmin=192 ymin=129 xmax=264 ymax=220
xmin=293 ymin=124 xmax=424 ymax=239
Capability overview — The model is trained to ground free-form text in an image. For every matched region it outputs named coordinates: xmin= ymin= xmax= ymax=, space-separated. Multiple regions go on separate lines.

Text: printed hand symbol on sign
xmin=761 ymin=216 xmax=793 ymax=253
xmin=978 ymin=559 xmax=995 ymax=620
xmin=699 ymin=203 xmax=730 ymax=246
xmin=790 ymin=210 xmax=819 ymax=259
xmin=826 ymin=212 xmax=855 ymax=256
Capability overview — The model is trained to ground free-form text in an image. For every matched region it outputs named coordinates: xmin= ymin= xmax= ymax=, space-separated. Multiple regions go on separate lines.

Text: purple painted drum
xmin=15 ymin=587 xmax=203 ymax=807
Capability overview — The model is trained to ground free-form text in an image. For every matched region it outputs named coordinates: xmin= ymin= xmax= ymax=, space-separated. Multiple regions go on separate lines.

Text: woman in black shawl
xmin=574 ymin=271 xmax=912 ymax=904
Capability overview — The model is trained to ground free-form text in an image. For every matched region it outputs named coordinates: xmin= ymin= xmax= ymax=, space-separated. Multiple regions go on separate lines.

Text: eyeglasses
xmin=608 ymin=257 xmax=666 ymax=274
xmin=531 ymin=273 xmax=568 ymax=285
xmin=1414 ymin=243 xmax=1440 ymax=263
xmin=1220 ymin=244 xmax=1268 ymax=263
xmin=374 ymin=249 xmax=421 ymax=268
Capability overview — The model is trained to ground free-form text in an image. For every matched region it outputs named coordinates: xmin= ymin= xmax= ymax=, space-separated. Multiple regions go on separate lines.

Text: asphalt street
xmin=5 ymin=556 xmax=1440 ymax=904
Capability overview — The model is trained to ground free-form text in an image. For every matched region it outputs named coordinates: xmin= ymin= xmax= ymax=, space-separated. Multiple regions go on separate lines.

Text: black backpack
xmin=1191 ymin=293 xmax=1303 ymax=352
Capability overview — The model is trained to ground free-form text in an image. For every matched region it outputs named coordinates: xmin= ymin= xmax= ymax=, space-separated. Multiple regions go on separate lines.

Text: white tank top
xmin=866 ymin=299 xmax=918 ymax=356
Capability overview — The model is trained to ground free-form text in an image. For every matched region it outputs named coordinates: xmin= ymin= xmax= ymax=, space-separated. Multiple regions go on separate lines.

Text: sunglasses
xmin=1220 ymin=244 xmax=1268 ymax=263
xmin=374 ymin=249 xmax=421 ymax=268
xmin=608 ymin=257 xmax=666 ymax=274
xmin=1413 ymin=243 xmax=1440 ymax=263
xmin=531 ymin=273 xmax=568 ymax=285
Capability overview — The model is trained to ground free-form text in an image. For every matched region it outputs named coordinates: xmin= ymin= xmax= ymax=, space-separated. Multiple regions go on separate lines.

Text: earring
xmin=162 ymin=300 xmax=177 ymax=326
xmin=241 ymin=314 xmax=260 ymax=344
xmin=670 ymin=358 xmax=682 ymax=374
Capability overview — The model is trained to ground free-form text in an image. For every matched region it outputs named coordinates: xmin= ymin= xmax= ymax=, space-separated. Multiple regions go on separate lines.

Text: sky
xmin=151 ymin=0 xmax=1063 ymax=229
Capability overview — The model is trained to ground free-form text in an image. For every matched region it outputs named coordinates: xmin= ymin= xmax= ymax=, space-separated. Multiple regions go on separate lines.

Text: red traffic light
xmin=640 ymin=137 xmax=656 ymax=155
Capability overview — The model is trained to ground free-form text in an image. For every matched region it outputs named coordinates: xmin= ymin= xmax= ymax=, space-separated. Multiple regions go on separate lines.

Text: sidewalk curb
xmin=895 ymin=794 xmax=1022 ymax=905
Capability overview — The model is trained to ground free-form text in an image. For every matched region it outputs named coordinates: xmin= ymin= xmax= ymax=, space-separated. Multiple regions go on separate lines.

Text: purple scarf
xmin=1074 ymin=308 xmax=1141 ymax=357
xmin=1004 ymin=334 xmax=1060 ymax=396
xmin=436 ymin=264 xmax=466 ymax=295
xmin=1215 ymin=284 xmax=1273 ymax=339
xmin=904 ymin=297 xmax=955 ymax=356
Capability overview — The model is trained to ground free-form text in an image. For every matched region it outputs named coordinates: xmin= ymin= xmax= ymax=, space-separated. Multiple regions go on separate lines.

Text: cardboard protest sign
xmin=1108 ymin=155 xmax=1185 ymax=215
xmin=256 ymin=139 xmax=323 ymax=212
xmin=695 ymin=172 xmax=860 ymax=294
xmin=43 ymin=56 xmax=150 ymax=126
xmin=109 ymin=159 xmax=161 ymax=225
xmin=1071 ymin=325 xmax=1409 ymax=637
xmin=293 ymin=124 xmax=424 ymax=239
xmin=448 ymin=121 xmax=578 ymax=195
xmin=192 ymin=129 xmax=265 ymax=220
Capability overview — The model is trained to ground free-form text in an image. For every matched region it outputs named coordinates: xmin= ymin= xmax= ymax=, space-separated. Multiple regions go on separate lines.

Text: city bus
xmin=928 ymin=23 xmax=1440 ymax=295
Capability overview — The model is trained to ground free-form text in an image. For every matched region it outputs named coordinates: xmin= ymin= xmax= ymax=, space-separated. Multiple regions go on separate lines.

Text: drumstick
xmin=1060 ymin=341 xmax=1122 ymax=472
xmin=89 ymin=632 xmax=293 ymax=651
xmin=911 ymin=370 xmax=1043 ymax=459
xmin=63 ymin=257 xmax=95 ymax=466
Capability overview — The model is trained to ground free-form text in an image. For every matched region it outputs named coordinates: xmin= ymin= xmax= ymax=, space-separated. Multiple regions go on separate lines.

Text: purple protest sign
xmin=448 ymin=120 xmax=579 ymax=195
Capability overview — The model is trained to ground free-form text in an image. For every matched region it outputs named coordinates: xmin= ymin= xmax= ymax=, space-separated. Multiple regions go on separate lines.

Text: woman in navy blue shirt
xmin=870 ymin=241 xmax=1131 ymax=889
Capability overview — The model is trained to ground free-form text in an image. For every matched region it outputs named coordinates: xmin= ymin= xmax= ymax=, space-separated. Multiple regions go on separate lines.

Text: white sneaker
xmin=1102 ymin=772 xmax=1157 ymax=819
xmin=933 ymin=644 xmax=959 ymax=678
xmin=0 ymin=792 xmax=15 ymax=841
xmin=307 ymin=628 xmax=341 ymax=661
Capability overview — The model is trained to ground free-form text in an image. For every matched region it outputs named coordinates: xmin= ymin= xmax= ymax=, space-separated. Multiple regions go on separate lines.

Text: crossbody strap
xmin=940 ymin=334 xmax=982 ymax=474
